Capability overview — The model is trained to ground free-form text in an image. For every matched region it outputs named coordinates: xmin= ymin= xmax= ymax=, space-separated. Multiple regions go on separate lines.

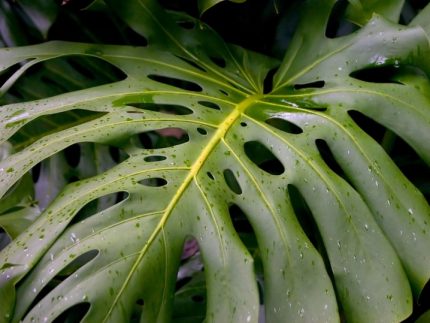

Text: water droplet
xmin=299 ymin=308 xmax=305 ymax=317
xmin=246 ymin=315 xmax=251 ymax=322
xmin=336 ymin=240 xmax=341 ymax=249
xmin=364 ymin=224 xmax=369 ymax=231
xmin=408 ymin=208 xmax=413 ymax=215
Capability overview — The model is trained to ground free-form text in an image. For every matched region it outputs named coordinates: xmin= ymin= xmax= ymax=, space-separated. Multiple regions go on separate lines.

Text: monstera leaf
xmin=1 ymin=0 xmax=430 ymax=322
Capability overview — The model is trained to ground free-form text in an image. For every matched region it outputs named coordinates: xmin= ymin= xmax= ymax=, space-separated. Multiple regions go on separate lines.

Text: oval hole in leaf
xmin=209 ymin=56 xmax=226 ymax=68
xmin=175 ymin=55 xmax=206 ymax=72
xmin=223 ymin=169 xmax=242 ymax=195
xmin=144 ymin=155 xmax=167 ymax=162
xmin=198 ymin=101 xmax=220 ymax=110
xmin=64 ymin=143 xmax=81 ymax=168
xmin=207 ymin=172 xmax=214 ymax=180
xmin=58 ymin=250 xmax=99 ymax=277
xmin=197 ymin=128 xmax=207 ymax=135
xmin=315 ymin=139 xmax=349 ymax=182
xmin=71 ymin=191 xmax=129 ymax=225
xmin=265 ymin=117 xmax=303 ymax=134
xmin=348 ymin=110 xmax=386 ymax=142
xmin=52 ymin=303 xmax=91 ymax=323
xmin=10 ymin=110 xmax=107 ymax=152
xmin=137 ymin=129 xmax=189 ymax=149
xmin=325 ymin=0 xmax=358 ymax=38
xmin=287 ymin=185 xmax=327 ymax=260
xmin=148 ymin=74 xmax=202 ymax=92
xmin=244 ymin=141 xmax=285 ymax=175
xmin=139 ymin=178 xmax=168 ymax=187
xmin=294 ymin=80 xmax=325 ymax=90
xmin=126 ymin=103 xmax=193 ymax=115
xmin=349 ymin=65 xmax=404 ymax=84
xmin=219 ymin=89 xmax=229 ymax=96
xmin=263 ymin=67 xmax=278 ymax=94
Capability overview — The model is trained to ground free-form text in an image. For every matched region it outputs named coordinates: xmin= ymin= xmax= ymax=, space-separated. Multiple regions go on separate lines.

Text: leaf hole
xmin=263 ymin=67 xmax=278 ymax=94
xmin=265 ymin=117 xmax=303 ymax=134
xmin=207 ymin=172 xmax=215 ymax=180
xmin=198 ymin=100 xmax=221 ymax=110
xmin=209 ymin=56 xmax=226 ymax=68
xmin=325 ymin=0 xmax=359 ymax=38
xmin=126 ymin=102 xmax=193 ymax=115
xmin=197 ymin=127 xmax=207 ymax=135
xmin=348 ymin=110 xmax=387 ymax=143
xmin=147 ymin=74 xmax=202 ymax=92
xmin=244 ymin=141 xmax=285 ymax=175
xmin=219 ymin=89 xmax=229 ymax=96
xmin=223 ymin=169 xmax=242 ymax=195
xmin=144 ymin=155 xmax=167 ymax=162
xmin=52 ymin=303 xmax=91 ymax=323
xmin=58 ymin=250 xmax=99 ymax=277
xmin=64 ymin=144 xmax=81 ymax=168
xmin=136 ymin=298 xmax=144 ymax=306
xmin=294 ymin=80 xmax=325 ymax=90
xmin=137 ymin=129 xmax=189 ymax=149
xmin=9 ymin=110 xmax=106 ymax=152
xmin=349 ymin=65 xmax=404 ymax=84
xmin=287 ymin=185 xmax=329 ymax=264
xmin=71 ymin=191 xmax=129 ymax=225
xmin=240 ymin=122 xmax=247 ymax=127
xmin=139 ymin=177 xmax=168 ymax=187
xmin=315 ymin=139 xmax=349 ymax=181
xmin=175 ymin=55 xmax=206 ymax=72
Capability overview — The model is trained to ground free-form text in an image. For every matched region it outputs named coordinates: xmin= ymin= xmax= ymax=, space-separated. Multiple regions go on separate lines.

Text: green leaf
xmin=1 ymin=0 xmax=430 ymax=322
xmin=345 ymin=0 xmax=405 ymax=26
xmin=198 ymin=0 xmax=247 ymax=16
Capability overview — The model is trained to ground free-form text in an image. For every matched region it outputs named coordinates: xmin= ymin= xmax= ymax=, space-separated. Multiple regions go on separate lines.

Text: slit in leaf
xmin=325 ymin=0 xmax=358 ymax=38
xmin=71 ymin=191 xmax=129 ymax=225
xmin=350 ymin=65 xmax=404 ymax=84
xmin=143 ymin=155 xmax=167 ymax=162
xmin=139 ymin=177 xmax=168 ymax=187
xmin=64 ymin=143 xmax=81 ymax=168
xmin=52 ymin=303 xmax=91 ymax=323
xmin=126 ymin=102 xmax=193 ymax=115
xmin=219 ymin=89 xmax=229 ymax=96
xmin=175 ymin=55 xmax=206 ymax=72
xmin=315 ymin=139 xmax=349 ymax=182
xmin=265 ymin=117 xmax=303 ymax=134
xmin=294 ymin=80 xmax=325 ymax=90
xmin=137 ymin=128 xmax=189 ymax=149
xmin=223 ymin=169 xmax=242 ymax=195
xmin=198 ymin=100 xmax=221 ymax=110
xmin=147 ymin=74 xmax=202 ymax=92
xmin=209 ymin=56 xmax=226 ymax=68
xmin=10 ymin=110 xmax=107 ymax=152
xmin=287 ymin=184 xmax=333 ymax=280
xmin=263 ymin=67 xmax=278 ymax=94
xmin=197 ymin=127 xmax=207 ymax=135
xmin=244 ymin=141 xmax=285 ymax=175
xmin=348 ymin=110 xmax=386 ymax=143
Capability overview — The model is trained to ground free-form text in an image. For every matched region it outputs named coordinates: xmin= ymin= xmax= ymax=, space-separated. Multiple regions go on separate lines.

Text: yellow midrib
xmin=104 ymin=94 xmax=261 ymax=321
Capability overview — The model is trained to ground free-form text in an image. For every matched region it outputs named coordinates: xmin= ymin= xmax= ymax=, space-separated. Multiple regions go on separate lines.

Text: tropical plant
xmin=1 ymin=0 xmax=430 ymax=322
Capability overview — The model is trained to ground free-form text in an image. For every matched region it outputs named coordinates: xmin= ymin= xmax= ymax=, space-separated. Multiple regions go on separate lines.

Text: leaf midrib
xmin=103 ymin=94 xmax=262 ymax=321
